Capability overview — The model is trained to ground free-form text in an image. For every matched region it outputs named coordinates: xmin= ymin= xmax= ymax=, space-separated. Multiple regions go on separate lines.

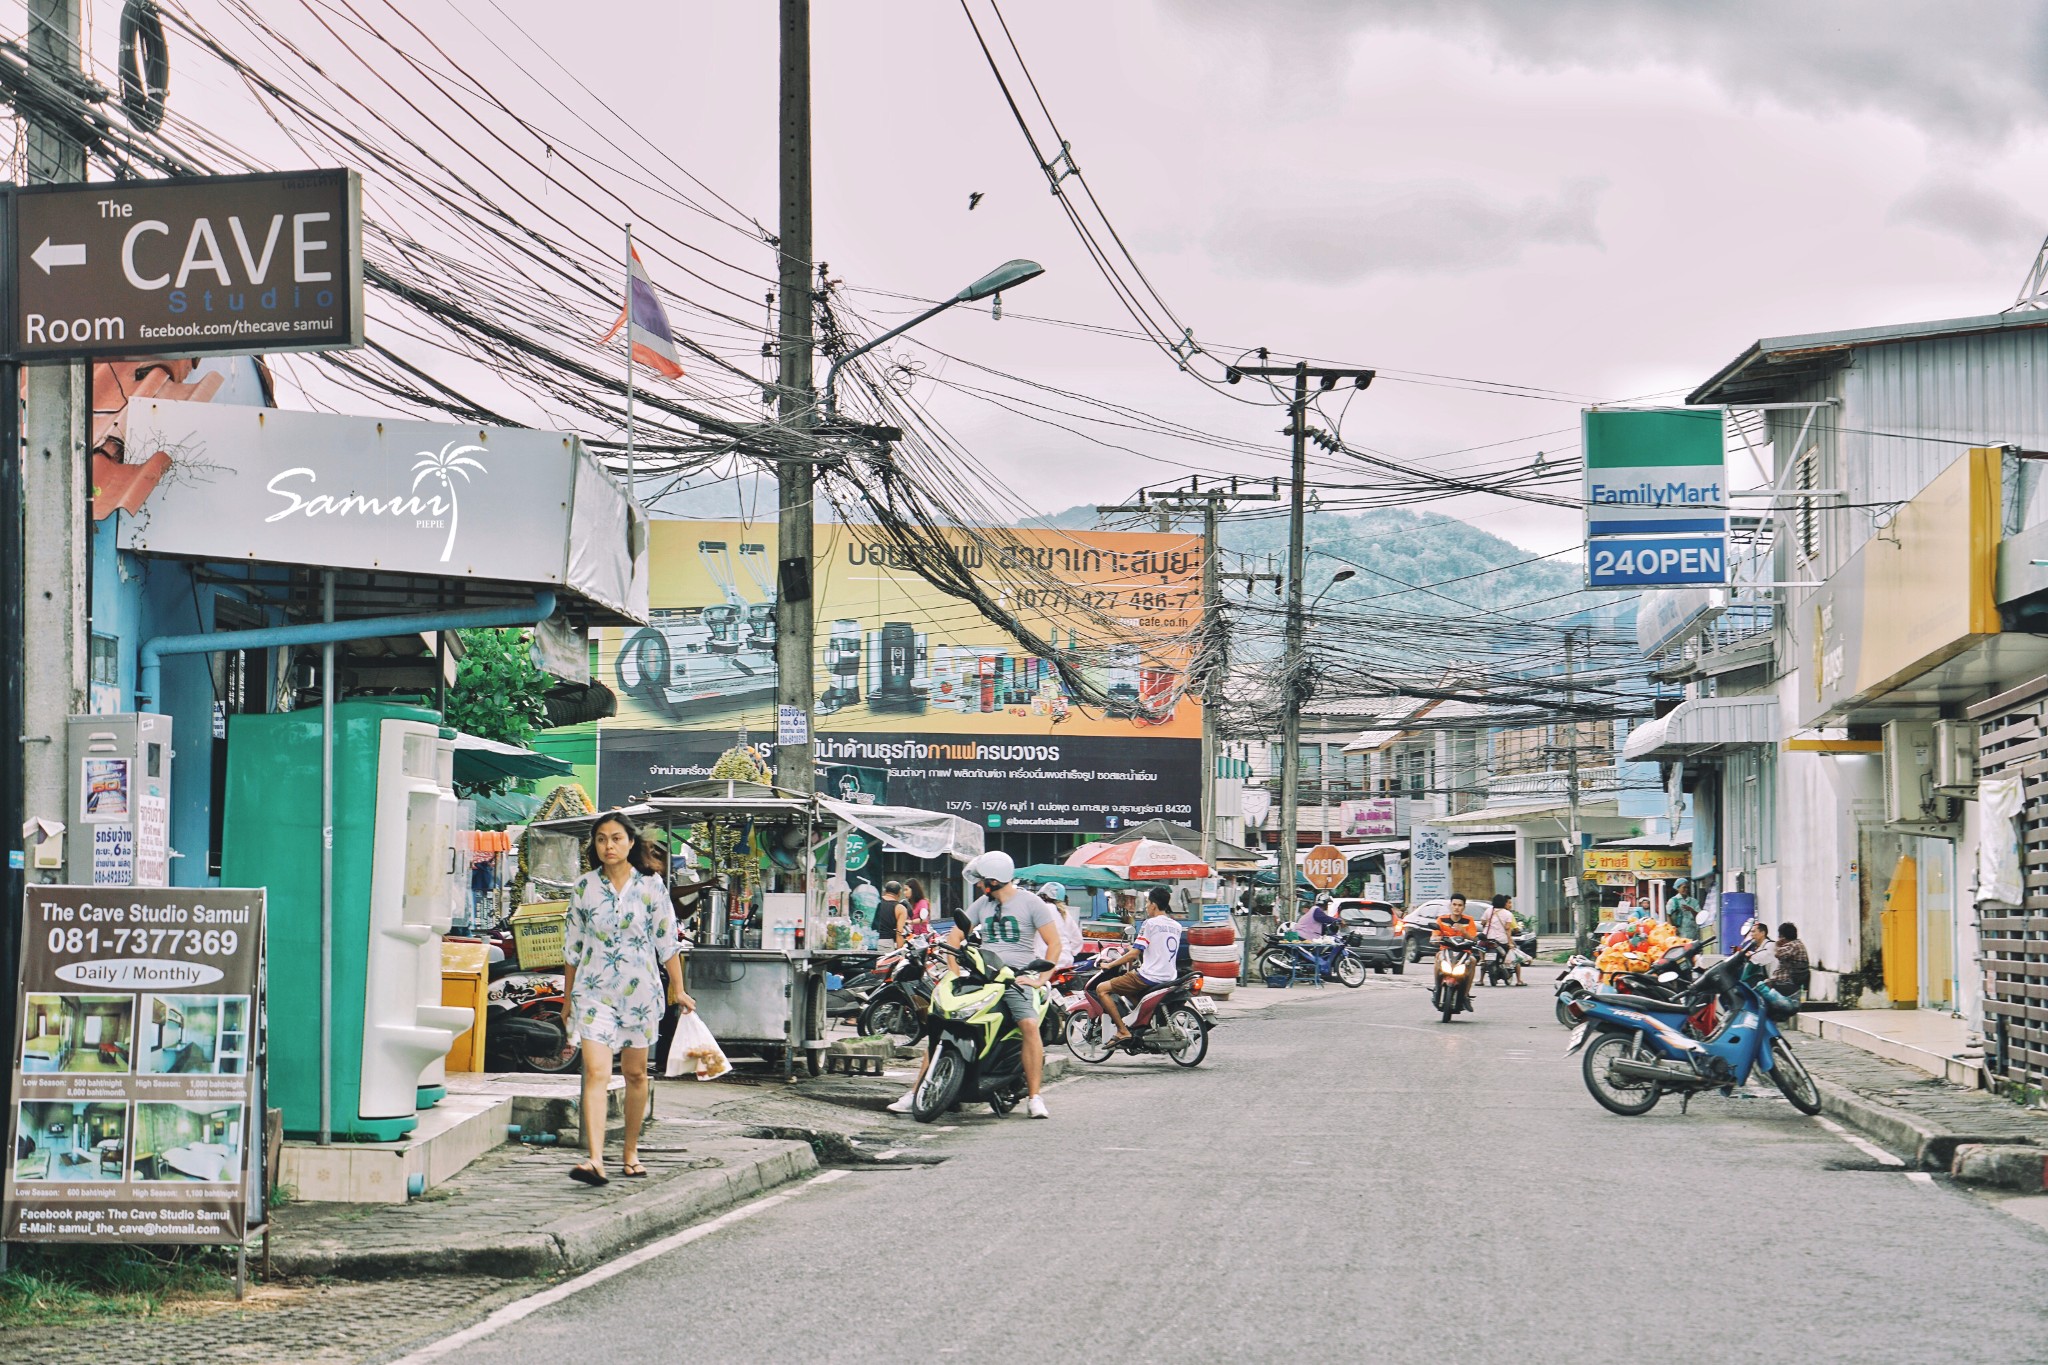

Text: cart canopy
xmin=819 ymin=798 xmax=984 ymax=863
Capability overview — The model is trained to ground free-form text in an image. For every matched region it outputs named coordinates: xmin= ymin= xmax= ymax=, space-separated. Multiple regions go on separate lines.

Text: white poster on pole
xmin=1409 ymin=824 xmax=1452 ymax=903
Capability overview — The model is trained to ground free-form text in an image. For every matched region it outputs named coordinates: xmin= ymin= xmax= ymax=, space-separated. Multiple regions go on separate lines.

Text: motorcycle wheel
xmin=1335 ymin=953 xmax=1367 ymax=989
xmin=911 ymin=1051 xmax=965 ymax=1123
xmin=1256 ymin=948 xmax=1295 ymax=987
xmin=1041 ymin=999 xmax=1068 ymax=1048
xmin=1436 ymin=987 xmax=1454 ymax=1024
xmin=858 ymin=996 xmax=917 ymax=1041
xmin=1767 ymin=1037 xmax=1823 ymax=1115
xmin=1555 ymin=995 xmax=1577 ymax=1028
xmin=1581 ymin=1032 xmax=1662 ymax=1116
xmin=1162 ymin=1006 xmax=1209 ymax=1067
xmin=518 ymin=1026 xmax=582 ymax=1074
xmin=1064 ymin=1012 xmax=1116 ymax=1065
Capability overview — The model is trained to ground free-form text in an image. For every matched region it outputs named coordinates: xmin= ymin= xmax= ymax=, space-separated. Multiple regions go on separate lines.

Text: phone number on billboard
xmin=45 ymin=927 xmax=241 ymax=958
xmin=1010 ymin=588 xmax=1197 ymax=611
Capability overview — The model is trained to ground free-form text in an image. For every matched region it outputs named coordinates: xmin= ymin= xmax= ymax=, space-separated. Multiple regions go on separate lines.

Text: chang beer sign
xmin=1583 ymin=408 xmax=1729 ymax=588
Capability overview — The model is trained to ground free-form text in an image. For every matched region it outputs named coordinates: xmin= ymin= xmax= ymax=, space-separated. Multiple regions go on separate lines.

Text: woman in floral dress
xmin=562 ymin=810 xmax=692 ymax=1185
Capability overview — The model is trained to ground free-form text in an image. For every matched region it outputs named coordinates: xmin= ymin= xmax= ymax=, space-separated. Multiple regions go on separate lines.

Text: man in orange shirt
xmin=1434 ymin=893 xmax=1478 ymax=942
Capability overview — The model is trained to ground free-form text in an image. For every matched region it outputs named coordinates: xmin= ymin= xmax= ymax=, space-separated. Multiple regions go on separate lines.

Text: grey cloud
xmin=1887 ymin=176 xmax=2043 ymax=252
xmin=1205 ymin=176 xmax=1606 ymax=282
xmin=1173 ymin=1 xmax=2048 ymax=143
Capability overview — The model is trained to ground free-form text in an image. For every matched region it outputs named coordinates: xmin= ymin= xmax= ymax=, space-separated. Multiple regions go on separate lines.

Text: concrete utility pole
xmin=1099 ymin=477 xmax=1280 ymax=868
xmin=21 ymin=0 xmax=87 ymax=883
xmin=774 ymin=0 xmax=816 ymax=795
xmin=1233 ymin=362 xmax=1372 ymax=923
xmin=1564 ymin=629 xmax=1595 ymax=957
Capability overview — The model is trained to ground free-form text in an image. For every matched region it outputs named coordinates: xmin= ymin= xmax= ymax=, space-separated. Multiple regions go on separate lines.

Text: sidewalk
xmin=1795 ymin=1006 xmax=1985 ymax=1088
xmin=1792 ymin=1029 xmax=2048 ymax=1171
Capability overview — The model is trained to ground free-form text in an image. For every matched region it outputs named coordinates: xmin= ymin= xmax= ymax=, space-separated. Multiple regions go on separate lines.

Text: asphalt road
xmin=430 ymin=977 xmax=2048 ymax=1365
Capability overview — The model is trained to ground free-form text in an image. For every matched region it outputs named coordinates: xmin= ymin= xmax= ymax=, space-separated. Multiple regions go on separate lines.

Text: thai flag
xmin=599 ymin=247 xmax=685 ymax=379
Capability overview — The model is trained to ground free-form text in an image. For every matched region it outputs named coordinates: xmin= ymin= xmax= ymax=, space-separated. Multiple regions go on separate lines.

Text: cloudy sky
xmin=35 ymin=1 xmax=2048 ymax=554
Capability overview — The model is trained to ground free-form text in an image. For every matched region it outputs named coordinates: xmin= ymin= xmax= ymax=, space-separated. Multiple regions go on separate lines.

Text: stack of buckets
xmin=1187 ymin=922 xmax=1239 ymax=997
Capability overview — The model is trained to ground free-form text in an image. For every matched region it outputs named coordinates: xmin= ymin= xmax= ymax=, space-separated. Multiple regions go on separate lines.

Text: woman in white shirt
xmin=1041 ymin=881 xmax=1083 ymax=968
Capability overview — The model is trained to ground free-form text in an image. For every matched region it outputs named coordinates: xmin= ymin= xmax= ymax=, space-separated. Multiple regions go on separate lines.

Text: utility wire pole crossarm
xmin=1232 ymin=364 xmax=1373 ymax=923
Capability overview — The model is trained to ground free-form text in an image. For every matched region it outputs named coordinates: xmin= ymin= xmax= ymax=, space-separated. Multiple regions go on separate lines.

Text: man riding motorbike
xmin=1436 ymin=893 xmax=1478 ymax=943
xmin=887 ymin=850 xmax=1062 ymax=1119
xmin=1292 ymin=893 xmax=1342 ymax=940
xmin=1094 ymin=887 xmax=1186 ymax=1048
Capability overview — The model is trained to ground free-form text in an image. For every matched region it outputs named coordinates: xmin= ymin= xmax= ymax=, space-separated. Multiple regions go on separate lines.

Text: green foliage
xmin=444 ymin=628 xmax=550 ymax=794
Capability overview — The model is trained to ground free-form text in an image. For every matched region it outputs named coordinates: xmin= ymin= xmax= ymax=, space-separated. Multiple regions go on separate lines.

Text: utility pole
xmin=1100 ymin=477 xmax=1280 ymax=868
xmin=1232 ymin=362 xmax=1372 ymax=923
xmin=773 ymin=0 xmax=816 ymax=795
xmin=1563 ymin=629 xmax=1594 ymax=957
xmin=21 ymin=0 xmax=87 ymax=885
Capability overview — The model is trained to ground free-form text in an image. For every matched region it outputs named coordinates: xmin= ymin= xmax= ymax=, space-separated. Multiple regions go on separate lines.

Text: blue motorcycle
xmin=1564 ymin=940 xmax=1820 ymax=1116
xmin=1256 ymin=935 xmax=1368 ymax=989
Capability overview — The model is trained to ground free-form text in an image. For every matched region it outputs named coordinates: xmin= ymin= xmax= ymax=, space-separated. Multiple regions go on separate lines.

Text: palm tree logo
xmin=410 ymin=441 xmax=488 ymax=563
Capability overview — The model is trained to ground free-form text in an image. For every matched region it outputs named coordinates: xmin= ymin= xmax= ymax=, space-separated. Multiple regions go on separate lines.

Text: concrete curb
xmin=268 ymin=1139 xmax=818 ymax=1281
xmin=1950 ymin=1143 xmax=2048 ymax=1192
xmin=1814 ymin=1078 xmax=2030 ymax=1171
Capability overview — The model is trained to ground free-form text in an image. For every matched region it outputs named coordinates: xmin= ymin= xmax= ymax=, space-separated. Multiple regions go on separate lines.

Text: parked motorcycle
xmin=911 ymin=944 xmax=1053 ymax=1122
xmin=1431 ymin=937 xmax=1482 ymax=1022
xmin=1566 ymin=940 xmax=1820 ymax=1117
xmin=1554 ymin=954 xmax=1601 ymax=1026
xmin=848 ymin=942 xmax=937 ymax=1041
xmin=483 ymin=975 xmax=579 ymax=1074
xmin=1062 ymin=962 xmax=1212 ymax=1067
xmin=1256 ymin=935 xmax=1368 ymax=989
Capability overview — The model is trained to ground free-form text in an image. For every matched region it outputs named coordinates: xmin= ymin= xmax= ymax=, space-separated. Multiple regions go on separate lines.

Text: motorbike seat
xmin=1591 ymin=989 xmax=1693 ymax=1014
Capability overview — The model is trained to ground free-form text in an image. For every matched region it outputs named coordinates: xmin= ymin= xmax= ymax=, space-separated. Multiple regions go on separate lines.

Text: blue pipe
xmin=137 ymin=590 xmax=557 ymax=711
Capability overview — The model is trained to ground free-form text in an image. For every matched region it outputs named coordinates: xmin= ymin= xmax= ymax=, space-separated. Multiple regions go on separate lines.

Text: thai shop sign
xmin=5 ymin=888 xmax=265 ymax=1244
xmin=1341 ymin=797 xmax=1404 ymax=838
xmin=1796 ymin=448 xmax=2001 ymax=728
xmin=115 ymin=399 xmax=648 ymax=620
xmin=1584 ymin=408 xmax=1728 ymax=589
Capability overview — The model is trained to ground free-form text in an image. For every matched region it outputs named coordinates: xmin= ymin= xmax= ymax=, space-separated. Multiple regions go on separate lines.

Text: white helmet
xmin=1039 ymin=881 xmax=1067 ymax=903
xmin=965 ymin=850 xmax=1016 ymax=885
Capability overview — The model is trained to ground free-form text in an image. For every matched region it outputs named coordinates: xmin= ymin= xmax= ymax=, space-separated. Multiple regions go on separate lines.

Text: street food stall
xmin=532 ymin=779 xmax=981 ymax=1077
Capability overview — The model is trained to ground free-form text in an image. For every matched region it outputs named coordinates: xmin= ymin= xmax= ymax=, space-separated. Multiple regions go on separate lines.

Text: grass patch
xmin=0 ymin=1244 xmax=234 ymax=1326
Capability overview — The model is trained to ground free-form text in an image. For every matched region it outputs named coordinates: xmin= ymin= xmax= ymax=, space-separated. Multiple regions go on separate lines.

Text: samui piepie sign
xmin=4 ymin=888 xmax=265 ymax=1244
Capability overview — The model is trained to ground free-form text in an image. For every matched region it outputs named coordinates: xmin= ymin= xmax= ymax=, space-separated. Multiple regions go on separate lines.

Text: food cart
xmin=532 ymin=779 xmax=981 ymax=1077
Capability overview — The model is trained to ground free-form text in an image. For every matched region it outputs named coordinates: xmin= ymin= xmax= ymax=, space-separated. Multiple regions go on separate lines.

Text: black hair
xmin=587 ymin=810 xmax=658 ymax=876
xmin=1147 ymin=886 xmax=1173 ymax=913
xmin=1778 ymin=921 xmax=1799 ymax=940
xmin=1490 ymin=893 xmax=1509 ymax=909
xmin=1449 ymin=893 xmax=1466 ymax=905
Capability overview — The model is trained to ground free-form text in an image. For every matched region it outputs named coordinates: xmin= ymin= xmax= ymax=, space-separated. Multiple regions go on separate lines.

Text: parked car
xmin=1335 ymin=899 xmax=1405 ymax=974
xmin=1403 ymin=899 xmax=1454 ymax=962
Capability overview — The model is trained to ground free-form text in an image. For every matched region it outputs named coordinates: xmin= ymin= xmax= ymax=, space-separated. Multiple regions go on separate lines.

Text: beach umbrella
xmin=1066 ymin=838 xmax=1210 ymax=881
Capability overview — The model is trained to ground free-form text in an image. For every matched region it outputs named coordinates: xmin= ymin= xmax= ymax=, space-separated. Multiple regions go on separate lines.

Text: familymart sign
xmin=1583 ymin=408 xmax=1727 ymax=588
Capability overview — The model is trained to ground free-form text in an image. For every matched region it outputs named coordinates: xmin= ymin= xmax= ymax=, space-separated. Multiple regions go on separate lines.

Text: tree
xmin=444 ymin=628 xmax=551 ymax=793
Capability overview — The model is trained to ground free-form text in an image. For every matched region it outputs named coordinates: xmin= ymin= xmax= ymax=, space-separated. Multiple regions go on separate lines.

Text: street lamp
xmin=822 ymin=258 xmax=1045 ymax=418
xmin=1310 ymin=568 xmax=1356 ymax=610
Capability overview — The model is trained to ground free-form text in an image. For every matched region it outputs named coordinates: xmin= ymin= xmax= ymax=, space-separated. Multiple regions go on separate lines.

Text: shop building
xmin=1629 ymin=311 xmax=2048 ymax=1072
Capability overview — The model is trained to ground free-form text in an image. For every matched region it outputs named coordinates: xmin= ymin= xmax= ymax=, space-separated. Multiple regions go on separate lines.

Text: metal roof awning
xmin=1623 ymin=695 xmax=1779 ymax=763
xmin=1688 ymin=310 xmax=2048 ymax=406
xmin=1429 ymin=800 xmax=1612 ymax=829
xmin=451 ymin=733 xmax=574 ymax=788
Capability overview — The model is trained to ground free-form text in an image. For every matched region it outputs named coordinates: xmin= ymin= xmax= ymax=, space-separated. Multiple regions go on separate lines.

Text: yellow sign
xmin=1631 ymin=848 xmax=1690 ymax=878
xmin=1582 ymin=849 xmax=1633 ymax=876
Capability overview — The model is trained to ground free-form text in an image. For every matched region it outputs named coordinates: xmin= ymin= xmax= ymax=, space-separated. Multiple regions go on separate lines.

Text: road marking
xmin=388 ymin=1170 xmax=849 ymax=1363
xmin=1812 ymin=1115 xmax=1906 ymax=1167
xmin=1907 ymin=1171 xmax=1935 ymax=1184
xmin=1504 ymin=1049 xmax=1534 ymax=1063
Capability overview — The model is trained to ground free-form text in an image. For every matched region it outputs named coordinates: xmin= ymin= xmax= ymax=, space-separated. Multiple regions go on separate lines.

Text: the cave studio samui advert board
xmin=3 ymin=886 xmax=265 ymax=1244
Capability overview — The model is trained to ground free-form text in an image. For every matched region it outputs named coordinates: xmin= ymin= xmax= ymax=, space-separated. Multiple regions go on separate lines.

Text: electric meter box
xmin=66 ymin=713 xmax=174 ymax=886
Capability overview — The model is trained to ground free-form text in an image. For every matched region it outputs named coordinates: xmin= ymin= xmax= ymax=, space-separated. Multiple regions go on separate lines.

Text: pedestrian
xmin=1482 ymin=893 xmax=1523 ymax=985
xmin=1667 ymin=879 xmax=1701 ymax=942
xmin=562 ymin=809 xmax=691 ymax=1186
xmin=1041 ymin=882 xmax=1082 ymax=968
xmin=876 ymin=879 xmax=908 ymax=946
xmin=904 ymin=877 xmax=933 ymax=939
xmin=1771 ymin=922 xmax=1811 ymax=997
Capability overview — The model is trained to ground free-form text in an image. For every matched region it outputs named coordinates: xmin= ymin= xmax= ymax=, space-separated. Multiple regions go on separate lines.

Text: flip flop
xmin=620 ymin=1161 xmax=648 ymax=1178
xmin=569 ymin=1162 xmax=609 ymax=1187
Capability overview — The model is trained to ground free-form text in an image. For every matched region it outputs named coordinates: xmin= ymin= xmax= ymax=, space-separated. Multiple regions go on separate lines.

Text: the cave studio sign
xmin=7 ymin=168 xmax=363 ymax=362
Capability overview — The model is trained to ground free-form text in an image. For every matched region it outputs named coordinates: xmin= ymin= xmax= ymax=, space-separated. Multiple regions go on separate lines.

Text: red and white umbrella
xmin=1066 ymin=838 xmax=1210 ymax=881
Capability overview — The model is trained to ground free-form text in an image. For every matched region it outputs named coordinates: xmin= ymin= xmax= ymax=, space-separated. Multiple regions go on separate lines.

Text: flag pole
xmin=624 ymin=222 xmax=637 ymax=501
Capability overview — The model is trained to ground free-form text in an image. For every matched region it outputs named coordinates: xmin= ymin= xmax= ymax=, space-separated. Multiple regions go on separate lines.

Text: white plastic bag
xmin=664 ymin=1010 xmax=730 ymax=1081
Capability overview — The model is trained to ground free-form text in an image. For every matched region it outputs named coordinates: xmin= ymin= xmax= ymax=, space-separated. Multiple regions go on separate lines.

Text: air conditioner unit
xmin=1932 ymin=719 xmax=1979 ymax=795
xmin=1883 ymin=719 xmax=1959 ymax=825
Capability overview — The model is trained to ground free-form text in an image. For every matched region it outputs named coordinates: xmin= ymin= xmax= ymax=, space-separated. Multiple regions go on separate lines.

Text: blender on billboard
xmin=598 ymin=520 xmax=1203 ymax=832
